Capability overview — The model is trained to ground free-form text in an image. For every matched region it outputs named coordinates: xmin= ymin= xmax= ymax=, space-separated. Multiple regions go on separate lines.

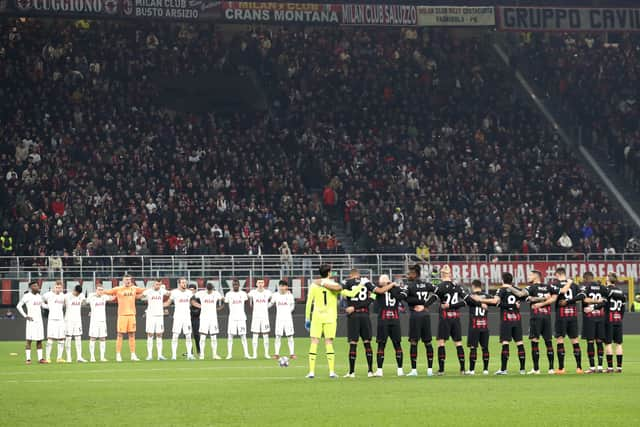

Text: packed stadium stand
xmin=0 ymin=18 xmax=635 ymax=259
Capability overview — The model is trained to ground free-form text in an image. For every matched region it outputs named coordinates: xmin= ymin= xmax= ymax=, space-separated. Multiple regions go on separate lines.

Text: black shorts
xmin=408 ymin=314 xmax=432 ymax=343
xmin=191 ymin=317 xmax=200 ymax=334
xmin=582 ymin=317 xmax=606 ymax=341
xmin=555 ymin=317 xmax=579 ymax=339
xmin=604 ymin=323 xmax=623 ymax=344
xmin=529 ymin=316 xmax=553 ymax=340
xmin=347 ymin=312 xmax=372 ymax=342
xmin=500 ymin=321 xmax=523 ymax=342
xmin=377 ymin=320 xmax=402 ymax=344
xmin=467 ymin=328 xmax=489 ymax=348
xmin=437 ymin=318 xmax=462 ymax=342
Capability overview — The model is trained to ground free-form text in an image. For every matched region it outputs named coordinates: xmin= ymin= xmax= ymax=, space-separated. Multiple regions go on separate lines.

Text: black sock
xmin=456 ymin=345 xmax=465 ymax=372
xmin=410 ymin=343 xmax=418 ymax=370
xmin=501 ymin=344 xmax=509 ymax=371
xmin=587 ymin=341 xmax=595 ymax=368
xmin=438 ymin=346 xmax=445 ymax=372
xmin=376 ymin=343 xmax=385 ymax=369
xmin=517 ymin=344 xmax=526 ymax=371
xmin=557 ymin=343 xmax=565 ymax=370
xmin=606 ymin=354 xmax=613 ymax=368
xmin=616 ymin=354 xmax=623 ymax=368
xmin=426 ymin=343 xmax=434 ymax=369
xmin=545 ymin=340 xmax=554 ymax=370
xmin=596 ymin=342 xmax=604 ymax=367
xmin=531 ymin=342 xmax=540 ymax=371
xmin=348 ymin=343 xmax=357 ymax=374
xmin=364 ymin=342 xmax=373 ymax=372
xmin=482 ymin=348 xmax=490 ymax=371
xmin=573 ymin=342 xmax=582 ymax=369
xmin=469 ymin=347 xmax=477 ymax=372
xmin=394 ymin=343 xmax=403 ymax=369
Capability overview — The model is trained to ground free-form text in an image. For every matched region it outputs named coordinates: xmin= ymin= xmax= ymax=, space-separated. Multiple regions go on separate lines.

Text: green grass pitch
xmin=0 ymin=337 xmax=638 ymax=426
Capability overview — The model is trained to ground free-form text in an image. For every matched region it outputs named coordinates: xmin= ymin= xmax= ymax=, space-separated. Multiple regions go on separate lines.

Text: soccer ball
xmin=278 ymin=356 xmax=289 ymax=367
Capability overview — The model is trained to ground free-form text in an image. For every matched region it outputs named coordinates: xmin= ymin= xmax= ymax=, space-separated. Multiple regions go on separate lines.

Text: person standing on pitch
xmin=16 ymin=281 xmax=47 ymax=364
xmin=188 ymin=283 xmax=201 ymax=358
xmin=42 ymin=280 xmax=66 ymax=363
xmin=64 ymin=285 xmax=87 ymax=363
xmin=248 ymin=279 xmax=272 ymax=359
xmin=165 ymin=278 xmax=195 ymax=360
xmin=103 ymin=274 xmax=146 ymax=362
xmin=225 ymin=279 xmax=250 ymax=359
xmin=193 ymin=283 xmax=224 ymax=360
xmin=143 ymin=280 xmax=168 ymax=360
xmin=87 ymin=285 xmax=113 ymax=362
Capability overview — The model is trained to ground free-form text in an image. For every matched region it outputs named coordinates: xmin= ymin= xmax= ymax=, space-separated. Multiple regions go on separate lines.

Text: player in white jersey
xmin=42 ymin=280 xmax=66 ymax=362
xmin=165 ymin=278 xmax=195 ymax=360
xmin=143 ymin=280 xmax=168 ymax=360
xmin=224 ymin=279 xmax=250 ymax=359
xmin=270 ymin=280 xmax=296 ymax=359
xmin=87 ymin=285 xmax=112 ymax=362
xmin=193 ymin=283 xmax=224 ymax=360
xmin=64 ymin=285 xmax=87 ymax=363
xmin=16 ymin=281 xmax=47 ymax=364
xmin=248 ymin=279 xmax=272 ymax=359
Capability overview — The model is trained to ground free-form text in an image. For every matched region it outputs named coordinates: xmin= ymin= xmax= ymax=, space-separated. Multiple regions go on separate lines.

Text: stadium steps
xmin=332 ymin=220 xmax=354 ymax=253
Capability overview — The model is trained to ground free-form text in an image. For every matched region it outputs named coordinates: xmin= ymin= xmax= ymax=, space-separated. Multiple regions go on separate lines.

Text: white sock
xmin=288 ymin=336 xmax=295 ymax=355
xmin=65 ymin=337 xmax=72 ymax=360
xmin=227 ymin=336 xmax=233 ymax=356
xmin=275 ymin=336 xmax=282 ymax=355
xmin=241 ymin=335 xmax=249 ymax=357
xmin=147 ymin=337 xmax=154 ymax=358
xmin=100 ymin=341 xmax=106 ymax=359
xmin=211 ymin=335 xmax=217 ymax=356
xmin=57 ymin=340 xmax=64 ymax=359
xmin=199 ymin=335 xmax=206 ymax=357
xmin=74 ymin=336 xmax=82 ymax=359
xmin=263 ymin=334 xmax=269 ymax=356
xmin=185 ymin=334 xmax=193 ymax=356
xmin=156 ymin=337 xmax=163 ymax=357
xmin=26 ymin=349 xmax=31 ymax=361
xmin=46 ymin=339 xmax=53 ymax=360
xmin=37 ymin=348 xmax=43 ymax=360
xmin=252 ymin=334 xmax=259 ymax=356
xmin=89 ymin=340 xmax=96 ymax=359
xmin=171 ymin=334 xmax=179 ymax=358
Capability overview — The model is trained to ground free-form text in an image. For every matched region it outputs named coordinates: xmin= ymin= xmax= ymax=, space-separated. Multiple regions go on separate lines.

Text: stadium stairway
xmin=332 ymin=219 xmax=354 ymax=253
xmin=491 ymin=36 xmax=640 ymax=236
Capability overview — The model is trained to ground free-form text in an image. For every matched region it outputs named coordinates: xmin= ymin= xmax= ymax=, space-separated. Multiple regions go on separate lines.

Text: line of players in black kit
xmin=340 ymin=265 xmax=626 ymax=377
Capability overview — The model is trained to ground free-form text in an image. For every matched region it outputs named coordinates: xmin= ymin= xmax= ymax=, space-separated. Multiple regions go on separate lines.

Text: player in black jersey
xmin=373 ymin=274 xmax=407 ymax=377
xmin=342 ymin=269 xmax=395 ymax=378
xmin=473 ymin=272 xmax=527 ymax=375
xmin=551 ymin=267 xmax=585 ymax=374
xmin=579 ymin=272 xmax=608 ymax=373
xmin=435 ymin=266 xmax=468 ymax=375
xmin=464 ymin=280 xmax=491 ymax=375
xmin=603 ymin=273 xmax=626 ymax=373
xmin=524 ymin=270 xmax=556 ymax=374
xmin=404 ymin=264 xmax=437 ymax=377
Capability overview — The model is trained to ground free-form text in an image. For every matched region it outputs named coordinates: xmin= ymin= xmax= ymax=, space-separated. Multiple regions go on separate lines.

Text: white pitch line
xmin=0 ymin=365 xmax=303 ymax=376
xmin=3 ymin=376 xmax=302 ymax=384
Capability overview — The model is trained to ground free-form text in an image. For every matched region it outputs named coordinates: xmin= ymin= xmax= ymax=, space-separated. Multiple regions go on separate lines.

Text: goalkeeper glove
xmin=305 ymin=319 xmax=311 ymax=331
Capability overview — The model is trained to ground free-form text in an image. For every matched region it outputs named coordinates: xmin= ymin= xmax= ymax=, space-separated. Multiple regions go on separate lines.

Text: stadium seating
xmin=0 ymin=19 xmax=633 ymax=257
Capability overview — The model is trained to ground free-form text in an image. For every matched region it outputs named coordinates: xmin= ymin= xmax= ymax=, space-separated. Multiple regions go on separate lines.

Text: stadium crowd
xmin=0 ymin=19 xmax=634 ymax=258
xmin=514 ymin=33 xmax=640 ymax=194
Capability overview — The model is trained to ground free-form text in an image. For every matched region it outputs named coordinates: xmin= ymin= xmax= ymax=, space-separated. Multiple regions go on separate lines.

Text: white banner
xmin=417 ymin=5 xmax=495 ymax=27
xmin=498 ymin=6 xmax=640 ymax=32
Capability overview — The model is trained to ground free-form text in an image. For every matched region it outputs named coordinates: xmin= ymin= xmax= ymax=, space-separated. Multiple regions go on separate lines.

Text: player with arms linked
xmin=603 ymin=273 xmax=625 ymax=373
xmin=373 ymin=274 xmax=407 ymax=377
xmin=404 ymin=264 xmax=438 ymax=377
xmin=525 ymin=270 xmax=556 ymax=374
xmin=342 ymin=268 xmax=394 ymax=378
xmin=435 ymin=265 xmax=468 ymax=375
xmin=464 ymin=280 xmax=491 ymax=375
xmin=579 ymin=272 xmax=608 ymax=373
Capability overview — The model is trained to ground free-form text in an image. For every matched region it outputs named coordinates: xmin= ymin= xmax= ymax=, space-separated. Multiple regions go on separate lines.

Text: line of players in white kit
xmin=15 ymin=277 xmax=296 ymax=364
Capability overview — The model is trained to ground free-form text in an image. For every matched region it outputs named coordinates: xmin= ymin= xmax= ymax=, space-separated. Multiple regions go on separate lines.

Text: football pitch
xmin=0 ymin=337 xmax=637 ymax=426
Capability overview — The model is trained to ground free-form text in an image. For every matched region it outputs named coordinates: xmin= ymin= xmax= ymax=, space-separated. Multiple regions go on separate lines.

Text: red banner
xmin=427 ymin=261 xmax=640 ymax=285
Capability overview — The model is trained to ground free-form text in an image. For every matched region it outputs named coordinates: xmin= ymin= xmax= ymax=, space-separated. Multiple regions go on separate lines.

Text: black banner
xmin=498 ymin=6 xmax=640 ymax=32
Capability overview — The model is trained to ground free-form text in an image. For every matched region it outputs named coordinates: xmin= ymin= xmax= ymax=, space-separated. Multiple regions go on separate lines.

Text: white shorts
xmin=275 ymin=319 xmax=294 ymax=337
xmin=47 ymin=319 xmax=66 ymax=339
xmin=227 ymin=320 xmax=247 ymax=336
xmin=26 ymin=320 xmax=45 ymax=341
xmin=146 ymin=316 xmax=165 ymax=334
xmin=251 ymin=317 xmax=270 ymax=334
xmin=172 ymin=318 xmax=192 ymax=335
xmin=199 ymin=317 xmax=219 ymax=335
xmin=89 ymin=321 xmax=108 ymax=338
xmin=65 ymin=320 xmax=83 ymax=336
